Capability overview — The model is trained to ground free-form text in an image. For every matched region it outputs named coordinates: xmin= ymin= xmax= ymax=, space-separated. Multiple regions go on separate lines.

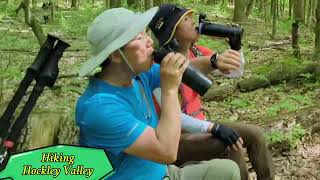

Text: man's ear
xmin=109 ymin=50 xmax=122 ymax=63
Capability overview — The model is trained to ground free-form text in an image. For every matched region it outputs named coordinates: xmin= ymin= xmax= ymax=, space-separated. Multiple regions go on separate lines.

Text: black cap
xmin=148 ymin=4 xmax=194 ymax=46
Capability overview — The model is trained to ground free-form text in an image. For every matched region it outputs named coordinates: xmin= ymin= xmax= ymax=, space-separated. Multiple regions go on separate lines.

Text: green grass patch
xmin=265 ymin=94 xmax=312 ymax=117
xmin=266 ymin=124 xmax=307 ymax=150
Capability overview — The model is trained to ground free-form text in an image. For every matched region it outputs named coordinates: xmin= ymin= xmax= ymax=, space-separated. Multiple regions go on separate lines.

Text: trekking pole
xmin=6 ymin=40 xmax=70 ymax=146
xmin=0 ymin=35 xmax=57 ymax=139
xmin=0 ymin=37 xmax=70 ymax=172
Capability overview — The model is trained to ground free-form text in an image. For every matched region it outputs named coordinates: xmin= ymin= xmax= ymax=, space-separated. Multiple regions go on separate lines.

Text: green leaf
xmin=229 ymin=99 xmax=251 ymax=108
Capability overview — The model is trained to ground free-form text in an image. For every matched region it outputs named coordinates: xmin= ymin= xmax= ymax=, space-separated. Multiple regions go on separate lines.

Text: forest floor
xmin=0 ymin=2 xmax=319 ymax=180
xmin=203 ymin=16 xmax=320 ymax=180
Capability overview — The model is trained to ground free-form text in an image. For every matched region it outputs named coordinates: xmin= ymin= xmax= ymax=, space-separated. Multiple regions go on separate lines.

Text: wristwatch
xmin=210 ymin=53 xmax=218 ymax=69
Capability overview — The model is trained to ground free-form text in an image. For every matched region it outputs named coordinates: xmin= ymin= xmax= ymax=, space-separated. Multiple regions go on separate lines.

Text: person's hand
xmin=211 ymin=123 xmax=243 ymax=151
xmin=216 ymin=50 xmax=241 ymax=74
xmin=160 ymin=52 xmax=189 ymax=94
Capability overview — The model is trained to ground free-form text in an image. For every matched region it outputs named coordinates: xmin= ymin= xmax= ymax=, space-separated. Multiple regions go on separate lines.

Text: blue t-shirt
xmin=75 ymin=64 xmax=166 ymax=180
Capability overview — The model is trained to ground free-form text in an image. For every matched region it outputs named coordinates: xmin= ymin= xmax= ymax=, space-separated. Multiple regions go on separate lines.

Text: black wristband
xmin=210 ymin=53 xmax=218 ymax=69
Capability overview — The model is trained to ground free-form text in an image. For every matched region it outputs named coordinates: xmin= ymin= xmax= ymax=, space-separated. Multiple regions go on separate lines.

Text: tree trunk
xmin=135 ymin=0 xmax=143 ymax=11
xmin=105 ymin=0 xmax=110 ymax=8
xmin=233 ymin=0 xmax=246 ymax=22
xmin=14 ymin=110 xmax=79 ymax=152
xmin=15 ymin=111 xmax=61 ymax=152
xmin=294 ymin=0 xmax=305 ymax=23
xmin=29 ymin=17 xmax=46 ymax=45
xmin=314 ymin=0 xmax=320 ymax=60
xmin=237 ymin=63 xmax=320 ymax=92
xmin=292 ymin=22 xmax=300 ymax=58
xmin=32 ymin=0 xmax=36 ymax=7
xmin=127 ymin=0 xmax=134 ymax=6
xmin=289 ymin=0 xmax=292 ymax=17
xmin=144 ymin=0 xmax=153 ymax=10
xmin=110 ymin=0 xmax=120 ymax=8
xmin=220 ymin=0 xmax=227 ymax=7
xmin=306 ymin=0 xmax=311 ymax=25
xmin=280 ymin=0 xmax=285 ymax=17
xmin=71 ymin=0 xmax=78 ymax=8
xmin=50 ymin=0 xmax=54 ymax=21
xmin=308 ymin=0 xmax=317 ymax=28
xmin=276 ymin=0 xmax=279 ymax=18
xmin=245 ymin=0 xmax=256 ymax=18
xmin=24 ymin=0 xmax=31 ymax=25
xmin=264 ymin=0 xmax=271 ymax=23
xmin=207 ymin=0 xmax=216 ymax=4
xmin=258 ymin=0 xmax=264 ymax=13
xmin=21 ymin=0 xmax=45 ymax=45
xmin=15 ymin=2 xmax=25 ymax=15
xmin=271 ymin=0 xmax=277 ymax=38
xmin=292 ymin=0 xmax=304 ymax=58
xmin=154 ymin=0 xmax=166 ymax=6
xmin=202 ymin=84 xmax=234 ymax=102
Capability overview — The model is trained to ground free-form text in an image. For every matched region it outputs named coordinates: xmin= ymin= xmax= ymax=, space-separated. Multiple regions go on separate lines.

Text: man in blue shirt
xmin=76 ymin=7 xmax=241 ymax=180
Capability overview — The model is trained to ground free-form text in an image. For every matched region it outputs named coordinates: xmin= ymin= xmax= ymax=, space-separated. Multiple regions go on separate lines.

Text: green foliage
xmin=0 ymin=3 xmax=16 ymax=19
xmin=265 ymin=94 xmax=312 ymax=117
xmin=304 ymin=81 xmax=320 ymax=90
xmin=266 ymin=124 xmax=307 ymax=150
xmin=288 ymin=124 xmax=307 ymax=149
xmin=289 ymin=94 xmax=312 ymax=105
xmin=277 ymin=19 xmax=292 ymax=33
xmin=197 ymin=37 xmax=228 ymax=52
xmin=255 ymin=56 xmax=302 ymax=75
xmin=229 ymin=99 xmax=251 ymax=108
xmin=0 ymin=66 xmax=25 ymax=80
xmin=253 ymin=74 xmax=269 ymax=82
xmin=173 ymin=0 xmax=230 ymax=18
xmin=266 ymin=130 xmax=285 ymax=144
xmin=266 ymin=100 xmax=296 ymax=116
xmin=49 ymin=4 xmax=105 ymax=38
xmin=300 ymin=73 xmax=313 ymax=80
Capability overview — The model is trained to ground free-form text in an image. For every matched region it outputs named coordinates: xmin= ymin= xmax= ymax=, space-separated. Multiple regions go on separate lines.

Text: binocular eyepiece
xmin=196 ymin=13 xmax=244 ymax=51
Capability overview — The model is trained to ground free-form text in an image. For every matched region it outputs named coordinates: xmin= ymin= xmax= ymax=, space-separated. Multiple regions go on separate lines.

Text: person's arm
xmin=181 ymin=113 xmax=213 ymax=133
xmin=154 ymin=88 xmax=213 ymax=134
xmin=179 ymin=116 xmax=244 ymax=151
xmin=125 ymin=53 xmax=189 ymax=164
xmin=190 ymin=49 xmax=241 ymax=75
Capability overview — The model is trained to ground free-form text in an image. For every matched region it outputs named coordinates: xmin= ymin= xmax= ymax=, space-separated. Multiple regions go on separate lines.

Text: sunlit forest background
xmin=0 ymin=0 xmax=319 ymax=179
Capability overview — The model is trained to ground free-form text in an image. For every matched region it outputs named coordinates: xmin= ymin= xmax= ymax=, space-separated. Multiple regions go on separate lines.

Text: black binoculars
xmin=153 ymin=14 xmax=245 ymax=96
xmin=153 ymin=47 xmax=212 ymax=96
xmin=196 ymin=13 xmax=244 ymax=51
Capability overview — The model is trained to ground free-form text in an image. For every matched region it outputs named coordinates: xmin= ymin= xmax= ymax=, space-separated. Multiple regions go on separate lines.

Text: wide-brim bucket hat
xmin=148 ymin=4 xmax=194 ymax=47
xmin=79 ymin=7 xmax=159 ymax=77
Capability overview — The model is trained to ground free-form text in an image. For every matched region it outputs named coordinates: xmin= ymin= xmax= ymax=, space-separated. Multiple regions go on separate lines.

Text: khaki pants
xmin=164 ymin=159 xmax=240 ymax=180
xmin=174 ymin=123 xmax=275 ymax=180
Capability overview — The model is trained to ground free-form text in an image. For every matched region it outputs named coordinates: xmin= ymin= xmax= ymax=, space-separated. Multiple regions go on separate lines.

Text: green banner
xmin=0 ymin=145 xmax=114 ymax=180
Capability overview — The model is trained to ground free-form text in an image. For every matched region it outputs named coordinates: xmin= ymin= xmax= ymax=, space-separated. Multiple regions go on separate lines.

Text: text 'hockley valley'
xmin=21 ymin=152 xmax=94 ymax=178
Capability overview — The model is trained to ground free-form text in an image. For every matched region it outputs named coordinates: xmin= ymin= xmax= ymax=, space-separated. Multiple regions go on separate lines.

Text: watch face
xmin=210 ymin=53 xmax=218 ymax=68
